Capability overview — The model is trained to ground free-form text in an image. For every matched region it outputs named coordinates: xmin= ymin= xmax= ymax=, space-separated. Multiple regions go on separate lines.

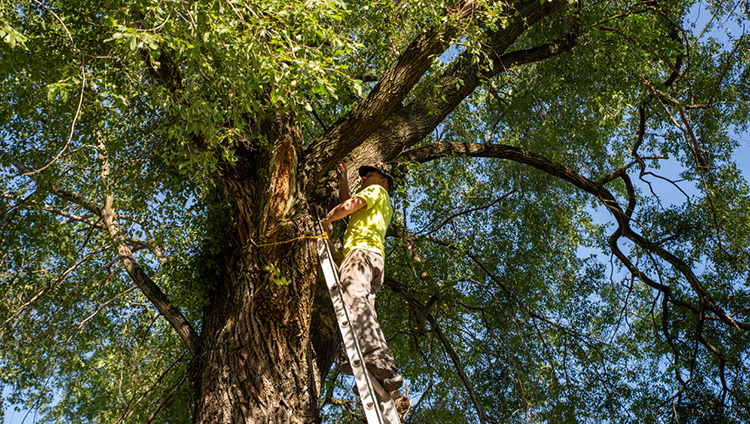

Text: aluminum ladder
xmin=316 ymin=235 xmax=402 ymax=424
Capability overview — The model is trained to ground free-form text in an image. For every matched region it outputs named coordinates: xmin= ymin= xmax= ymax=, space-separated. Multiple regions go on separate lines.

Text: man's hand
xmin=336 ymin=160 xmax=347 ymax=180
xmin=320 ymin=219 xmax=332 ymax=238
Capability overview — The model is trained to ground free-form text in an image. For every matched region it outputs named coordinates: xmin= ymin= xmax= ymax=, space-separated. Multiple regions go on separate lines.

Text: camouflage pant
xmin=338 ymin=248 xmax=396 ymax=371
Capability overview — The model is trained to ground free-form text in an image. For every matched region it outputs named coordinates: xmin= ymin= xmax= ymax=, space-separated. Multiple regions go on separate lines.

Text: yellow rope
xmin=248 ymin=233 xmax=329 ymax=248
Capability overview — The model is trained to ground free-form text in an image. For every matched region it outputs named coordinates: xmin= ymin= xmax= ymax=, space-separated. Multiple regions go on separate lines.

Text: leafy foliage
xmin=1 ymin=0 xmax=749 ymax=423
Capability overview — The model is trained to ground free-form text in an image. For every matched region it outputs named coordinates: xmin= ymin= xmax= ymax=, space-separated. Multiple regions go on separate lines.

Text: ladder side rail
xmin=381 ymin=391 xmax=401 ymax=423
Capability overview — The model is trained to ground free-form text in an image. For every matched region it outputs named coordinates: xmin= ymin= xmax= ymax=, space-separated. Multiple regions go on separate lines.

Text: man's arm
xmin=337 ymin=160 xmax=351 ymax=203
xmin=320 ymin=195 xmax=366 ymax=237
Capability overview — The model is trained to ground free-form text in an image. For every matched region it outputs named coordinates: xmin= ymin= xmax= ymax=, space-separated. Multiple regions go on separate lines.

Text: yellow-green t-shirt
xmin=343 ymin=185 xmax=393 ymax=258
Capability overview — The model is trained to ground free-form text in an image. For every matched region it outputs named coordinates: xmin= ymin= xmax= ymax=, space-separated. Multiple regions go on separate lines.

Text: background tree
xmin=1 ymin=0 xmax=749 ymax=423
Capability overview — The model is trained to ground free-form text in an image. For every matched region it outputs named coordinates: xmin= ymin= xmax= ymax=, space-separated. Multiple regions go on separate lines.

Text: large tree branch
xmin=356 ymin=0 xmax=572 ymax=164
xmin=303 ymin=0 xmax=571 ymax=192
xmin=400 ymin=142 xmax=602 ymax=196
xmin=303 ymin=0 xmax=487 ymax=188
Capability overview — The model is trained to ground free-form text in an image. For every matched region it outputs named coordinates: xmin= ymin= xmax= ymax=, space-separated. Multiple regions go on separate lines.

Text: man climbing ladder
xmin=320 ymin=160 xmax=403 ymax=393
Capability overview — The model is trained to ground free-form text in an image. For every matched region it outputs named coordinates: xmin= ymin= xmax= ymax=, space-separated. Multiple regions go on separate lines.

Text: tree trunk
xmin=191 ymin=231 xmax=321 ymax=423
xmin=189 ymin=116 xmax=326 ymax=423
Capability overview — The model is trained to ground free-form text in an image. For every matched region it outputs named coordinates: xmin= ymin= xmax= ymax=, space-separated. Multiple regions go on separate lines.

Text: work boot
xmin=342 ymin=357 xmax=403 ymax=391
xmin=341 ymin=357 xmax=392 ymax=378
xmin=380 ymin=371 xmax=403 ymax=392
xmin=352 ymin=371 xmax=403 ymax=395
xmin=364 ymin=357 xmax=394 ymax=381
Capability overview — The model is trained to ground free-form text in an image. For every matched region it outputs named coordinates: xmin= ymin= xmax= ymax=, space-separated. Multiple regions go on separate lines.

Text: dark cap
xmin=358 ymin=163 xmax=395 ymax=194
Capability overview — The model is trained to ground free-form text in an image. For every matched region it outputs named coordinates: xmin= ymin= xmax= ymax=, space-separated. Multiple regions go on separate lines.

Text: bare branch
xmin=2 ymin=149 xmax=103 ymax=216
xmin=25 ymin=0 xmax=86 ymax=176
xmin=143 ymin=371 xmax=189 ymax=424
xmin=385 ymin=277 xmax=492 ymax=424
xmin=0 ymin=243 xmax=112 ymax=332
xmin=95 ymin=141 xmax=202 ymax=355
xmin=117 ymin=350 xmax=189 ymax=424
xmin=421 ymin=188 xmax=518 ymax=236
xmin=401 ymin=141 xmax=750 ymax=336
xmin=22 ymin=285 xmax=138 ymax=423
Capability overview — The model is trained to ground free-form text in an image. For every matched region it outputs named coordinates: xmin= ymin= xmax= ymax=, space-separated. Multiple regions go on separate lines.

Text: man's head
xmin=358 ymin=164 xmax=395 ymax=195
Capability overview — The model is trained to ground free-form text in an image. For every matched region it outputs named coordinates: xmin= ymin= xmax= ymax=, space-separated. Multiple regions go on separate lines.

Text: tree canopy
xmin=1 ymin=0 xmax=749 ymax=423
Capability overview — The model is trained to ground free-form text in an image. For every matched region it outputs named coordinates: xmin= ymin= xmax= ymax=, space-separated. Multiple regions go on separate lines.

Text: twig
xmin=117 ymin=350 xmax=189 ymax=424
xmin=27 ymin=0 xmax=86 ymax=176
xmin=143 ymin=372 xmax=189 ymax=424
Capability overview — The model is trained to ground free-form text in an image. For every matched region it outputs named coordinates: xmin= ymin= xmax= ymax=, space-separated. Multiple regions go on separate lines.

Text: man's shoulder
xmin=356 ymin=185 xmax=388 ymax=203
xmin=368 ymin=184 xmax=391 ymax=198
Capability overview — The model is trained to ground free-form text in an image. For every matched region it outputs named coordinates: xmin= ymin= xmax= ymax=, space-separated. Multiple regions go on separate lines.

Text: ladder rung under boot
xmin=317 ymin=237 xmax=401 ymax=424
